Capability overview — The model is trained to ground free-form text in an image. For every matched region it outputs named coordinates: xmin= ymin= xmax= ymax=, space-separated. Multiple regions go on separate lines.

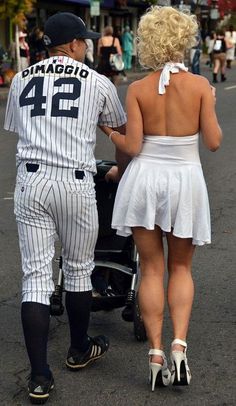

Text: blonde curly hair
xmin=137 ymin=6 xmax=198 ymax=70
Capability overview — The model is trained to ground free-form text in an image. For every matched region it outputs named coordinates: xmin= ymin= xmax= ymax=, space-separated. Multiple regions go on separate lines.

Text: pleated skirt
xmin=112 ymin=134 xmax=211 ymax=246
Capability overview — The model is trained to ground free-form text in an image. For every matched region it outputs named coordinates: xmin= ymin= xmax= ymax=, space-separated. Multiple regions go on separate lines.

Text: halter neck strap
xmin=159 ymin=62 xmax=188 ymax=95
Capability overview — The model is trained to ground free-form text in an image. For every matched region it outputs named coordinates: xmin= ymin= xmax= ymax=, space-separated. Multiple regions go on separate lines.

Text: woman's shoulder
xmin=130 ymin=71 xmax=160 ymax=85
xmin=128 ymin=74 xmax=152 ymax=91
xmin=175 ymin=73 xmax=212 ymax=100
xmin=128 ymin=71 xmax=211 ymax=96
xmin=182 ymin=71 xmax=211 ymax=88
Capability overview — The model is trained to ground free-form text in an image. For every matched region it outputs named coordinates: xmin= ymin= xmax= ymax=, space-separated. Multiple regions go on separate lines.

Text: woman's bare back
xmin=135 ymin=70 xmax=205 ymax=137
xmin=101 ymin=66 xmax=222 ymax=157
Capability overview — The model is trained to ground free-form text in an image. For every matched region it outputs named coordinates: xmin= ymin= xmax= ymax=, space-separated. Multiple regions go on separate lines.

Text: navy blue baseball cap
xmin=43 ymin=12 xmax=100 ymax=48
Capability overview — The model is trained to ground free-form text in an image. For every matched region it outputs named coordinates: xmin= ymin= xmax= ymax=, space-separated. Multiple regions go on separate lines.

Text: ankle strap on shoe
xmin=172 ymin=339 xmax=187 ymax=348
xmin=148 ymin=349 xmax=165 ymax=358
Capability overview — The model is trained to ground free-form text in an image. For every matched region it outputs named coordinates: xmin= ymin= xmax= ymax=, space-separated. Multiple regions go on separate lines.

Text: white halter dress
xmin=111 ymin=63 xmax=211 ymax=246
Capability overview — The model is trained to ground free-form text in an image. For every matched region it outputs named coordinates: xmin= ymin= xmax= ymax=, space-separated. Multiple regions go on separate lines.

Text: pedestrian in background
xmin=114 ymin=26 xmax=128 ymax=82
xmin=28 ymin=27 xmax=47 ymax=65
xmin=205 ymin=31 xmax=216 ymax=68
xmin=225 ymin=25 xmax=236 ymax=69
xmin=190 ymin=29 xmax=202 ymax=74
xmin=84 ymin=38 xmax=94 ymax=68
xmin=10 ymin=31 xmax=30 ymax=71
xmin=4 ymin=12 xmax=126 ymax=404
xmin=0 ymin=42 xmax=5 ymax=85
xmin=121 ymin=26 xmax=134 ymax=70
xmin=97 ymin=26 xmax=122 ymax=86
xmin=101 ymin=5 xmax=222 ymax=391
xmin=212 ymin=29 xmax=227 ymax=83
xmin=0 ymin=42 xmax=5 ymax=62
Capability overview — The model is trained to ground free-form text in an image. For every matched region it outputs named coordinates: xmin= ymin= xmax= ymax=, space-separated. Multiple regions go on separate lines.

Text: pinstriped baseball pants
xmin=14 ymin=162 xmax=98 ymax=305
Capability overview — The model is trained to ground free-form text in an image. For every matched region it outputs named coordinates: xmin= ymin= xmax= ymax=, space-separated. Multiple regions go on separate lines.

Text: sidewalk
xmin=0 ymin=85 xmax=9 ymax=103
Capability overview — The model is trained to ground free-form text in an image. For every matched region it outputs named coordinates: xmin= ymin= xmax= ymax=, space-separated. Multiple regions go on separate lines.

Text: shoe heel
xmin=172 ymin=351 xmax=184 ymax=382
xmin=170 ymin=339 xmax=191 ymax=386
xmin=148 ymin=349 xmax=171 ymax=390
xmin=149 ymin=363 xmax=162 ymax=391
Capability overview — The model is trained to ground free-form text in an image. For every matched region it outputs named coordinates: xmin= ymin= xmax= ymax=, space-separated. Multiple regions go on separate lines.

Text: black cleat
xmin=66 ymin=335 xmax=109 ymax=370
xmin=28 ymin=373 xmax=54 ymax=404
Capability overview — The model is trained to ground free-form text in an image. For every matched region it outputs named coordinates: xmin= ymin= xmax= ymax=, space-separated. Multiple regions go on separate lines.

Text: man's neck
xmin=49 ymin=50 xmax=71 ymax=58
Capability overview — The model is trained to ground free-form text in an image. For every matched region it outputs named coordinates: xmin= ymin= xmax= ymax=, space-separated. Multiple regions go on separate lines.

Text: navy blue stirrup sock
xmin=21 ymin=302 xmax=51 ymax=378
xmin=65 ymin=291 xmax=92 ymax=352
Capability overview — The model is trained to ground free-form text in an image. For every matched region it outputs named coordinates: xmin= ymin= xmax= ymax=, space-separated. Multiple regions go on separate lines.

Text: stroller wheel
xmin=50 ymin=291 xmax=64 ymax=316
xmin=133 ymin=294 xmax=147 ymax=342
xmin=121 ymin=303 xmax=134 ymax=322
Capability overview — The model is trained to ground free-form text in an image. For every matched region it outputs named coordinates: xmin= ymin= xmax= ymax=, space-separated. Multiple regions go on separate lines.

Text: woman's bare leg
xmin=213 ymin=58 xmax=220 ymax=74
xmin=166 ymin=233 xmax=195 ymax=350
xmin=132 ymin=226 xmax=165 ymax=363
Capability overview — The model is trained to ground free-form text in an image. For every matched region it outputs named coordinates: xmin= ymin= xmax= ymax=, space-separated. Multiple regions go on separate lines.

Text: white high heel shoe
xmin=170 ymin=339 xmax=191 ymax=385
xmin=148 ymin=349 xmax=171 ymax=391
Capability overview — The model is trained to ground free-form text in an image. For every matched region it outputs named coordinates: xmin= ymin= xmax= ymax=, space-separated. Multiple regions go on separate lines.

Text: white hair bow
xmin=159 ymin=62 xmax=188 ymax=95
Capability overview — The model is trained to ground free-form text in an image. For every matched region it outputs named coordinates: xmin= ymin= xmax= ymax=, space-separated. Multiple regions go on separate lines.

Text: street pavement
xmin=0 ymin=59 xmax=236 ymax=405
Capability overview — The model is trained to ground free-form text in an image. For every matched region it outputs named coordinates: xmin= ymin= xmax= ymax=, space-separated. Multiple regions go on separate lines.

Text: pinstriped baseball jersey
xmin=4 ymin=55 xmax=126 ymax=304
xmin=4 ymin=55 xmax=126 ymax=172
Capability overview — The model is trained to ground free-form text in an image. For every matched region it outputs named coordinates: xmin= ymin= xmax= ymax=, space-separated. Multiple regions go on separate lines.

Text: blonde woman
xmin=101 ymin=6 xmax=222 ymax=390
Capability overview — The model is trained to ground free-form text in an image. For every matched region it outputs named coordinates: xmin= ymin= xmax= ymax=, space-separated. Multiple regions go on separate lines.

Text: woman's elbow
xmin=125 ymin=145 xmax=142 ymax=157
xmin=210 ymin=131 xmax=223 ymax=151
xmin=202 ymin=129 xmax=223 ymax=152
xmin=209 ymin=143 xmax=220 ymax=152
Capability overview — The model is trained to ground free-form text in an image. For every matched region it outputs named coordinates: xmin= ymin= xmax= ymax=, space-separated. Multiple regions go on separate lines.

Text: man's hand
xmin=105 ymin=166 xmax=120 ymax=183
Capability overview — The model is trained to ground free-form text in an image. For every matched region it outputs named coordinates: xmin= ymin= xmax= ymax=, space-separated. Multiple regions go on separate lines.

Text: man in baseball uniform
xmin=4 ymin=13 xmax=126 ymax=404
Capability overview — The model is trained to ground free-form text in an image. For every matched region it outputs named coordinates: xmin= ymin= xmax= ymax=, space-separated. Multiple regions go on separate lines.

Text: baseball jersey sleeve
xmin=98 ymin=81 xmax=126 ymax=127
xmin=4 ymin=76 xmax=18 ymax=133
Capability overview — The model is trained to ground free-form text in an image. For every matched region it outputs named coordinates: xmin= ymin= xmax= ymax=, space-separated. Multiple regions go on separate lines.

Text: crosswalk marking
xmin=225 ymin=85 xmax=236 ymax=90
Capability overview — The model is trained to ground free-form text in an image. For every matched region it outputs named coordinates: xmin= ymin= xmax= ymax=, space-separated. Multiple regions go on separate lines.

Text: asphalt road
xmin=0 ymin=63 xmax=236 ymax=405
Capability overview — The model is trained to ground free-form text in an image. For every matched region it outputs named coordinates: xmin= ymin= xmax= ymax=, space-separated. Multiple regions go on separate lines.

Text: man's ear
xmin=70 ymin=39 xmax=77 ymax=52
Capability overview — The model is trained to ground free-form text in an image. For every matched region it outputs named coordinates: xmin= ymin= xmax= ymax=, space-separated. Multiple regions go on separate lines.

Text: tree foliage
xmin=0 ymin=0 xmax=36 ymax=28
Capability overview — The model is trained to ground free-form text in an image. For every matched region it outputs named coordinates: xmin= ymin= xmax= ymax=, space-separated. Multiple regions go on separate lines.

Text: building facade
xmin=1 ymin=0 xmax=235 ymax=58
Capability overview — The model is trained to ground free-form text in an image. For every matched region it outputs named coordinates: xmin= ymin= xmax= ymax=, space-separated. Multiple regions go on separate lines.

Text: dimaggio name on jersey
xmin=22 ymin=63 xmax=89 ymax=79
xmin=4 ymin=54 xmax=126 ymax=172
